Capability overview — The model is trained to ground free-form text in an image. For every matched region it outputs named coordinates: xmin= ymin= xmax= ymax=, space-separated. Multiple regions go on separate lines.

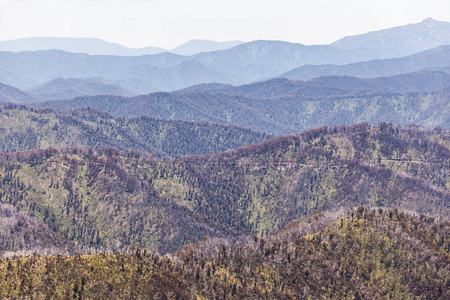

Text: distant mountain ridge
xmin=34 ymin=70 xmax=450 ymax=135
xmin=0 ymin=82 xmax=38 ymax=104
xmin=2 ymin=18 xmax=448 ymax=59
xmin=27 ymin=77 xmax=136 ymax=100
xmin=192 ymin=40 xmax=384 ymax=83
xmin=170 ymin=39 xmax=244 ymax=55
xmin=0 ymin=18 xmax=449 ymax=94
xmin=2 ymin=42 xmax=448 ymax=94
xmin=181 ymin=70 xmax=450 ymax=95
xmin=281 ymin=45 xmax=450 ymax=80
xmin=1 ymin=17 xmax=450 ymax=93
xmin=0 ymin=37 xmax=166 ymax=56
xmin=0 ymin=37 xmax=244 ymax=57
xmin=332 ymin=18 xmax=450 ymax=57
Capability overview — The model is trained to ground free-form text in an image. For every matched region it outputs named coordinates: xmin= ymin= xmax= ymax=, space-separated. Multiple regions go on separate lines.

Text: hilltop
xmin=0 ymin=103 xmax=270 ymax=157
xmin=0 ymin=123 xmax=449 ymax=254
xmin=35 ymin=72 xmax=450 ymax=135
xmin=1 ymin=207 xmax=448 ymax=299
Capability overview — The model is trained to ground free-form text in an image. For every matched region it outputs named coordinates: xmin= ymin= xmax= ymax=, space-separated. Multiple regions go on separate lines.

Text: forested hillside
xmin=0 ymin=83 xmax=37 ymax=104
xmin=0 ymin=123 xmax=449 ymax=254
xmin=183 ymin=70 xmax=450 ymax=95
xmin=1 ymin=207 xmax=448 ymax=299
xmin=36 ymin=78 xmax=450 ymax=135
xmin=282 ymin=45 xmax=450 ymax=81
xmin=0 ymin=103 xmax=270 ymax=157
xmin=1 ymin=9 xmax=450 ymax=300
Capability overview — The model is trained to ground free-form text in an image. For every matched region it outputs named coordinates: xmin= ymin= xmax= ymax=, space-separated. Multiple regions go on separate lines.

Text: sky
xmin=0 ymin=0 xmax=449 ymax=49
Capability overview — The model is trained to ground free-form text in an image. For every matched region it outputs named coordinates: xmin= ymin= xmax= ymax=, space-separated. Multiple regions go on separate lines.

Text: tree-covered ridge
xmin=175 ymin=207 xmax=450 ymax=299
xmin=0 ymin=208 xmax=448 ymax=299
xmin=0 ymin=123 xmax=449 ymax=255
xmin=0 ymin=148 xmax=223 ymax=254
xmin=0 ymin=203 xmax=73 ymax=256
xmin=167 ymin=123 xmax=450 ymax=236
xmin=35 ymin=75 xmax=450 ymax=135
xmin=0 ymin=103 xmax=270 ymax=157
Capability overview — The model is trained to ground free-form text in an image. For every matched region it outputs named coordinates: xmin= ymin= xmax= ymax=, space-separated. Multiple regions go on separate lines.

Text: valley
xmin=0 ymin=15 xmax=449 ymax=299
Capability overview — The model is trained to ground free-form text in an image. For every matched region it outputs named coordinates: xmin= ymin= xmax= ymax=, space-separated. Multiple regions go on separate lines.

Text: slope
xmin=282 ymin=45 xmax=450 ymax=81
xmin=332 ymin=17 xmax=450 ymax=57
xmin=0 ymin=82 xmax=38 ymax=104
xmin=0 ymin=103 xmax=271 ymax=157
xmin=170 ymin=39 xmax=243 ymax=55
xmin=0 ymin=124 xmax=449 ymax=254
xmin=37 ymin=75 xmax=450 ymax=135
xmin=0 ymin=208 xmax=448 ymax=299
xmin=143 ymin=59 xmax=239 ymax=91
xmin=0 ymin=37 xmax=166 ymax=56
xmin=35 ymin=92 xmax=290 ymax=135
xmin=182 ymin=70 xmax=450 ymax=96
xmin=193 ymin=40 xmax=381 ymax=82
xmin=0 ymin=203 xmax=74 ymax=256
xmin=27 ymin=77 xmax=136 ymax=100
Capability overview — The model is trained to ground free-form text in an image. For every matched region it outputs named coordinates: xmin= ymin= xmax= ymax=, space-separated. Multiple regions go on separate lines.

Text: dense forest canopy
xmin=0 ymin=123 xmax=449 ymax=255
xmin=1 ymin=207 xmax=448 ymax=299
xmin=1 ymin=16 xmax=450 ymax=300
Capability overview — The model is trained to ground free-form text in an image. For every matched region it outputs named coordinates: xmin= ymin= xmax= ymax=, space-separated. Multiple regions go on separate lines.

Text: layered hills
xmin=282 ymin=45 xmax=450 ymax=81
xmin=0 ymin=83 xmax=37 ymax=104
xmin=35 ymin=72 xmax=450 ymax=135
xmin=170 ymin=39 xmax=244 ymax=55
xmin=0 ymin=124 xmax=449 ymax=255
xmin=332 ymin=17 xmax=450 ymax=57
xmin=0 ymin=50 xmax=189 ymax=91
xmin=183 ymin=70 xmax=450 ymax=95
xmin=0 ymin=103 xmax=270 ymax=157
xmin=0 ymin=37 xmax=243 ymax=56
xmin=27 ymin=77 xmax=136 ymax=101
xmin=1 ymin=17 xmax=450 ymax=298
xmin=1 ymin=19 xmax=450 ymax=93
xmin=0 ymin=37 xmax=166 ymax=56
xmin=1 ymin=207 xmax=448 ymax=299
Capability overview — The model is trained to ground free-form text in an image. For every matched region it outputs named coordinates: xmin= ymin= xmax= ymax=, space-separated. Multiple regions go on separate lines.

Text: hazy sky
xmin=0 ymin=0 xmax=448 ymax=49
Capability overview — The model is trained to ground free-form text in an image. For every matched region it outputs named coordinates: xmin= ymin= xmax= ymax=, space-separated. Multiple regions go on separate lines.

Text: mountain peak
xmin=422 ymin=17 xmax=440 ymax=26
xmin=422 ymin=17 xmax=438 ymax=23
xmin=171 ymin=40 xmax=243 ymax=56
xmin=331 ymin=18 xmax=450 ymax=56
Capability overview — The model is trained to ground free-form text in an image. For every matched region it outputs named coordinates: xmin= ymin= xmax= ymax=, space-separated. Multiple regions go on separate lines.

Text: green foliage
xmin=0 ymin=103 xmax=270 ymax=157
xmin=0 ymin=123 xmax=449 ymax=255
xmin=0 ymin=208 xmax=448 ymax=299
xmin=0 ymin=250 xmax=190 ymax=299
xmin=35 ymin=82 xmax=450 ymax=135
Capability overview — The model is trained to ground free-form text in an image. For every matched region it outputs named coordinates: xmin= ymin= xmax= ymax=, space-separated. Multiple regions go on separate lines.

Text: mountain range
xmin=0 ymin=124 xmax=449 ymax=255
xmin=0 ymin=103 xmax=270 ymax=157
xmin=2 ymin=18 xmax=448 ymax=59
xmin=170 ymin=39 xmax=244 ymax=55
xmin=0 ymin=18 xmax=449 ymax=93
xmin=27 ymin=77 xmax=136 ymax=101
xmin=332 ymin=17 xmax=450 ymax=57
xmin=0 ymin=82 xmax=37 ymax=104
xmin=282 ymin=45 xmax=450 ymax=80
xmin=182 ymin=69 xmax=450 ymax=95
xmin=0 ymin=37 xmax=244 ymax=56
xmin=1 ymin=17 xmax=450 ymax=298
xmin=31 ymin=70 xmax=450 ymax=135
